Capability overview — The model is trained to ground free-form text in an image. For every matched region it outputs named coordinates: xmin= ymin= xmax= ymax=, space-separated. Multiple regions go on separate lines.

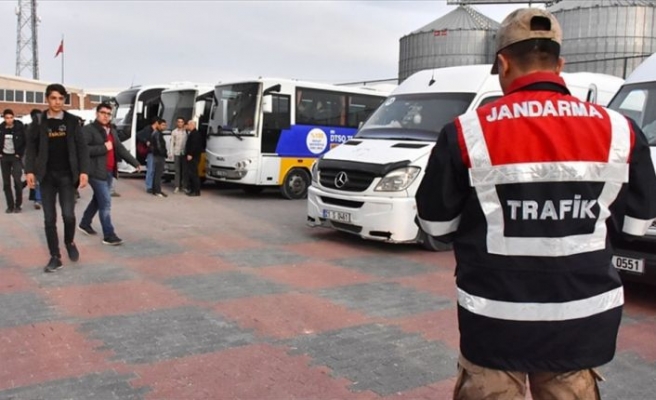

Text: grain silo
xmin=548 ymin=0 xmax=656 ymax=78
xmin=398 ymin=5 xmax=500 ymax=82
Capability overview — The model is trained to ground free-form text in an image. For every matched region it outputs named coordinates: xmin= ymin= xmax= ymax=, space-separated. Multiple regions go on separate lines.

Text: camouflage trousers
xmin=454 ymin=355 xmax=603 ymax=400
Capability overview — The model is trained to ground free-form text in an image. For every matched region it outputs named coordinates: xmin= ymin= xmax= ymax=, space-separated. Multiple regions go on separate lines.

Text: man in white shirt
xmin=170 ymin=117 xmax=188 ymax=193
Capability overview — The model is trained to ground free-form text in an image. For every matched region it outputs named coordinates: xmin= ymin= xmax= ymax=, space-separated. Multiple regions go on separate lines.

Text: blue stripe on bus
xmin=275 ymin=124 xmax=357 ymax=157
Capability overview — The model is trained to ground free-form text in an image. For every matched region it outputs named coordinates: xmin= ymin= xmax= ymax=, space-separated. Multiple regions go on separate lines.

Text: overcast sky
xmin=0 ymin=1 xmax=536 ymax=90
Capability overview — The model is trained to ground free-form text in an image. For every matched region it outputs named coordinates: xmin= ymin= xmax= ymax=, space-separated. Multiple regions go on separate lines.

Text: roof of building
xmin=548 ymin=0 xmax=656 ymax=12
xmin=0 ymin=73 xmax=82 ymax=91
xmin=410 ymin=5 xmax=500 ymax=35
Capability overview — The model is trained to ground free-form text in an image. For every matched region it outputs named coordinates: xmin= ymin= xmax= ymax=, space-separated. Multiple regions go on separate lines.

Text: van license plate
xmin=612 ymin=256 xmax=645 ymax=274
xmin=212 ymin=170 xmax=227 ymax=177
xmin=323 ymin=210 xmax=351 ymax=223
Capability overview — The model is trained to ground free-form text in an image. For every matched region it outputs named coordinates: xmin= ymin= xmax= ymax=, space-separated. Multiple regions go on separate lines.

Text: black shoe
xmin=102 ymin=235 xmax=123 ymax=246
xmin=14 ymin=206 xmax=21 ymax=213
xmin=186 ymin=192 xmax=200 ymax=197
xmin=34 ymin=202 xmax=41 ymax=210
xmin=66 ymin=242 xmax=80 ymax=262
xmin=44 ymin=256 xmax=63 ymax=273
xmin=155 ymin=192 xmax=168 ymax=198
xmin=111 ymin=191 xmax=121 ymax=197
xmin=5 ymin=207 xmax=13 ymax=214
xmin=78 ymin=224 xmax=97 ymax=235
xmin=146 ymin=189 xmax=153 ymax=194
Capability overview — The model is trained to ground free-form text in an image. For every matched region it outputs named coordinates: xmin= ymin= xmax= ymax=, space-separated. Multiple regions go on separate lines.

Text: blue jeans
xmin=81 ymin=172 xmax=114 ymax=238
xmin=145 ymin=153 xmax=154 ymax=190
xmin=34 ymin=182 xmax=41 ymax=202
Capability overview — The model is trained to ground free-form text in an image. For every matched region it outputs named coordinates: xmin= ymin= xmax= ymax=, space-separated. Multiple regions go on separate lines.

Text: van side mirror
xmin=587 ymin=84 xmax=598 ymax=104
xmin=262 ymin=95 xmax=273 ymax=114
xmin=137 ymin=101 xmax=144 ymax=114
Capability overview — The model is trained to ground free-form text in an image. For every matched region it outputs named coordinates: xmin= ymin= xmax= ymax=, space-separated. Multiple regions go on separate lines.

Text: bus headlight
xmin=311 ymin=161 xmax=319 ymax=183
xmin=374 ymin=167 xmax=420 ymax=192
xmin=235 ymin=159 xmax=252 ymax=171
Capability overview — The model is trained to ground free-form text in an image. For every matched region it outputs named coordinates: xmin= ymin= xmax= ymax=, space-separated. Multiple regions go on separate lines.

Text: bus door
xmin=260 ymin=93 xmax=291 ymax=185
xmin=194 ymin=91 xmax=214 ymax=179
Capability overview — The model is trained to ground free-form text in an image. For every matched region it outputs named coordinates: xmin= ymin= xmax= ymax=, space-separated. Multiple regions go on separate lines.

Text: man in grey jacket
xmin=78 ymin=103 xmax=140 ymax=246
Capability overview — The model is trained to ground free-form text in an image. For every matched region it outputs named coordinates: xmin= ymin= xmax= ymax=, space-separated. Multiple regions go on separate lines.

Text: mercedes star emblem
xmin=334 ymin=171 xmax=349 ymax=188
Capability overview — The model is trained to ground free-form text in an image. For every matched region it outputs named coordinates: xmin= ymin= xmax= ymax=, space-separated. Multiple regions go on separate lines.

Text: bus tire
xmin=243 ymin=186 xmax=264 ymax=195
xmin=280 ymin=168 xmax=310 ymax=200
xmin=418 ymin=229 xmax=453 ymax=252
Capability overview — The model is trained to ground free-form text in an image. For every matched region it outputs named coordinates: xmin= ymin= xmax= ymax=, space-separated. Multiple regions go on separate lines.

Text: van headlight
xmin=311 ymin=161 xmax=319 ymax=183
xmin=235 ymin=159 xmax=252 ymax=171
xmin=374 ymin=167 xmax=420 ymax=192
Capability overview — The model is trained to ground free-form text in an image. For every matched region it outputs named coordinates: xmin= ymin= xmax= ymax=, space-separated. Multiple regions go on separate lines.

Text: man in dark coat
xmin=184 ymin=120 xmax=203 ymax=196
xmin=0 ymin=109 xmax=26 ymax=213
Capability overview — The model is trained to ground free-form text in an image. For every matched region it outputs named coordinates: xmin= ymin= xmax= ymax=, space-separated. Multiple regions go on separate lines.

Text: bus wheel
xmin=243 ymin=186 xmax=264 ymax=195
xmin=418 ymin=229 xmax=453 ymax=252
xmin=280 ymin=168 xmax=310 ymax=200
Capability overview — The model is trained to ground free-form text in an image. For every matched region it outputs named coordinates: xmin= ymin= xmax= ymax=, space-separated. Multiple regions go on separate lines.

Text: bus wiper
xmin=221 ymin=128 xmax=243 ymax=141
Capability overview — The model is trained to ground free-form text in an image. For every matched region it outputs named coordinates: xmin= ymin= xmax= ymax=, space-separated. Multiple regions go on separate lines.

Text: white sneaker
xmin=174 ymin=187 xmax=179 ymax=193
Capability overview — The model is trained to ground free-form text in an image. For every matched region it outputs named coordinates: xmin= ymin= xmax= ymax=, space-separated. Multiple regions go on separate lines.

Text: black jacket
xmin=24 ymin=111 xmax=90 ymax=182
xmin=150 ymin=129 xmax=168 ymax=158
xmin=83 ymin=120 xmax=140 ymax=180
xmin=0 ymin=120 xmax=26 ymax=157
xmin=185 ymin=129 xmax=204 ymax=159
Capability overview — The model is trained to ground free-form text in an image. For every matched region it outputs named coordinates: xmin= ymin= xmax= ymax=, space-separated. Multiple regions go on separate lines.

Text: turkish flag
xmin=55 ymin=40 xmax=64 ymax=57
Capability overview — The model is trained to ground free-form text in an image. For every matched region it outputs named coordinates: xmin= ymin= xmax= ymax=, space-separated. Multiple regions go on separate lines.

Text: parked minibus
xmin=307 ymin=64 xmax=624 ymax=250
xmin=204 ymin=78 xmax=389 ymax=199
xmin=607 ymin=53 xmax=656 ymax=285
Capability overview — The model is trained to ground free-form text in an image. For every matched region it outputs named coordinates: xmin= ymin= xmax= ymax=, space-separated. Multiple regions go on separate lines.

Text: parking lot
xmin=1 ymin=177 xmax=655 ymax=399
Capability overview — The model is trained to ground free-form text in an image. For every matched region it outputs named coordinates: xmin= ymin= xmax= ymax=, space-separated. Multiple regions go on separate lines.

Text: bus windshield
xmin=209 ymin=83 xmax=260 ymax=137
xmin=608 ymin=81 xmax=656 ymax=145
xmin=160 ymin=90 xmax=197 ymax=129
xmin=356 ymin=93 xmax=475 ymax=141
xmin=112 ymin=89 xmax=138 ymax=126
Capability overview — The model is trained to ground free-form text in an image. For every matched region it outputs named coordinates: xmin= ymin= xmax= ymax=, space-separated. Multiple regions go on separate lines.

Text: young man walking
xmin=137 ymin=117 xmax=157 ymax=193
xmin=25 ymin=84 xmax=89 ymax=272
xmin=0 ymin=109 xmax=26 ymax=213
xmin=416 ymin=9 xmax=656 ymax=399
xmin=184 ymin=120 xmax=202 ymax=197
xmin=170 ymin=117 xmax=187 ymax=193
xmin=151 ymin=118 xmax=168 ymax=197
xmin=79 ymin=103 xmax=141 ymax=246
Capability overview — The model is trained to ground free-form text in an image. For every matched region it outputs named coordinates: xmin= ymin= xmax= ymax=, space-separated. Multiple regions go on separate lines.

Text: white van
xmin=307 ymin=64 xmax=624 ymax=250
xmin=607 ymin=53 xmax=656 ymax=285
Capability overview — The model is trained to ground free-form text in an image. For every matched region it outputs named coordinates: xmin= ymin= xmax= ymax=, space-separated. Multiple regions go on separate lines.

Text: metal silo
xmin=398 ymin=5 xmax=500 ymax=82
xmin=548 ymin=0 xmax=656 ymax=78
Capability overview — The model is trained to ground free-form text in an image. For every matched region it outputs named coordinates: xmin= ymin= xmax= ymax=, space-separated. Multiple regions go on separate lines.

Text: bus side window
xmin=349 ymin=95 xmax=385 ymax=128
xmin=477 ymin=96 xmax=501 ymax=108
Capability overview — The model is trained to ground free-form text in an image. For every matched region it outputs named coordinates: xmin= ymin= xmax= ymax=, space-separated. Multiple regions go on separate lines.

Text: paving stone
xmin=164 ymin=271 xmax=288 ymax=302
xmin=0 ymin=292 xmax=57 ymax=328
xmin=0 ymin=371 xmax=148 ymax=400
xmin=334 ymin=255 xmax=433 ymax=278
xmin=319 ymin=282 xmax=451 ymax=318
xmin=81 ymin=306 xmax=255 ymax=364
xmin=29 ymin=262 xmax=137 ymax=287
xmin=287 ymin=323 xmax=457 ymax=396
xmin=216 ymin=247 xmax=308 ymax=268
xmin=600 ymin=352 xmax=656 ymax=399
xmin=113 ymin=238 xmax=183 ymax=258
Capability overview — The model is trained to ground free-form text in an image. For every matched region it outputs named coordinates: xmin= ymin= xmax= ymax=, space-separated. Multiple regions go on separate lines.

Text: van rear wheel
xmin=418 ymin=229 xmax=453 ymax=252
xmin=280 ymin=168 xmax=310 ymax=200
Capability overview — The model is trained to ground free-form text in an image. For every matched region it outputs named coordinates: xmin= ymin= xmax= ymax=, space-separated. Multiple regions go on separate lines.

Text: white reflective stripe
xmin=623 ymin=215 xmax=656 ymax=236
xmin=469 ymin=161 xmax=629 ymax=187
xmin=418 ymin=215 xmax=461 ymax=236
xmin=458 ymin=111 xmax=491 ymax=168
xmin=607 ymin=109 xmax=632 ymax=163
xmin=457 ymin=286 xmax=624 ymax=322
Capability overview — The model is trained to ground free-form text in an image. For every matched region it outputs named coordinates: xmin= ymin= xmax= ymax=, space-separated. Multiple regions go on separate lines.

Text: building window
xmin=65 ymin=94 xmax=71 ymax=105
xmin=26 ymin=91 xmax=35 ymax=103
xmin=5 ymin=90 xmax=14 ymax=102
xmin=0 ymin=89 xmax=4 ymax=101
xmin=89 ymin=95 xmax=100 ymax=103
xmin=35 ymin=92 xmax=44 ymax=104
xmin=102 ymin=95 xmax=112 ymax=102
xmin=15 ymin=90 xmax=24 ymax=103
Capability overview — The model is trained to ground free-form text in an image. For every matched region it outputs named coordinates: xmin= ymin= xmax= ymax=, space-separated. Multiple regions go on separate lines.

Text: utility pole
xmin=15 ymin=0 xmax=40 ymax=80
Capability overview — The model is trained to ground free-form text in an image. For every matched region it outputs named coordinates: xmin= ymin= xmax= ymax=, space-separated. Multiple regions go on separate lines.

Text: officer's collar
xmin=507 ymin=72 xmax=570 ymax=95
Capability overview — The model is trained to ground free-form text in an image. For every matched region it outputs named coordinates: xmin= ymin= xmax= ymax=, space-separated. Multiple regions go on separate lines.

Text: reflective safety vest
xmin=416 ymin=72 xmax=656 ymax=372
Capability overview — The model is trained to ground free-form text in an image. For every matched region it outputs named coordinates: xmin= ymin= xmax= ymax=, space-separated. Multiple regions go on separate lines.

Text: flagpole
xmin=61 ymin=35 xmax=64 ymax=83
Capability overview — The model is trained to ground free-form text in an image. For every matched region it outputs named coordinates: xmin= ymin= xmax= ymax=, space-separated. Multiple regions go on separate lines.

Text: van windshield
xmin=356 ymin=93 xmax=476 ymax=141
xmin=160 ymin=90 xmax=197 ymax=130
xmin=112 ymin=89 xmax=138 ymax=126
xmin=608 ymin=81 xmax=656 ymax=145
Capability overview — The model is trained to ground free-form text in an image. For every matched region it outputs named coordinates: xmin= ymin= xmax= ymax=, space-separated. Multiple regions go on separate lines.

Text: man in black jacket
xmin=79 ymin=103 xmax=141 ymax=246
xmin=150 ymin=118 xmax=168 ymax=197
xmin=25 ymin=84 xmax=90 ymax=272
xmin=0 ymin=109 xmax=26 ymax=213
xmin=184 ymin=120 xmax=203 ymax=196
